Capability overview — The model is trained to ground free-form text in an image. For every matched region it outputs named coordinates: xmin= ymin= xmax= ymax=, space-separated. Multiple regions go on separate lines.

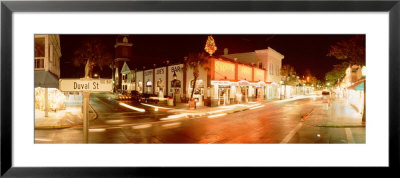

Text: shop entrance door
xmin=218 ymin=88 xmax=230 ymax=105
xmin=240 ymin=86 xmax=248 ymax=103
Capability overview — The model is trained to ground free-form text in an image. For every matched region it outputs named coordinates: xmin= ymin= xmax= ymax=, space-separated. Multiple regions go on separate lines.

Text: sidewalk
xmin=304 ymin=98 xmax=365 ymax=127
xmin=35 ymin=105 xmax=97 ymax=129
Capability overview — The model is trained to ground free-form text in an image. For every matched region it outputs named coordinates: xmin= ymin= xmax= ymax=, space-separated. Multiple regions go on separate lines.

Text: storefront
xmin=168 ymin=64 xmax=184 ymax=102
xmin=210 ymin=80 xmax=231 ymax=106
xmin=237 ymin=80 xmax=250 ymax=103
xmin=144 ymin=69 xmax=153 ymax=94
xmin=34 ymin=71 xmax=65 ymax=116
xmin=35 ymin=87 xmax=66 ymax=112
xmin=189 ymin=79 xmax=205 ymax=106
xmin=251 ymin=81 xmax=266 ymax=101
xmin=156 ymin=78 xmax=165 ymax=98
xmin=154 ymin=67 xmax=166 ymax=98
xmin=171 ymin=73 xmax=182 ymax=105
xmin=135 ymin=71 xmax=143 ymax=93
xmin=145 ymin=79 xmax=153 ymax=94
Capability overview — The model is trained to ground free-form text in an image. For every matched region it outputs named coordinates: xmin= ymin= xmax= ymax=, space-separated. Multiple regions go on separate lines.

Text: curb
xmin=88 ymin=104 xmax=98 ymax=121
xmin=35 ymin=122 xmax=84 ymax=129
xmin=317 ymin=124 xmax=366 ymax=128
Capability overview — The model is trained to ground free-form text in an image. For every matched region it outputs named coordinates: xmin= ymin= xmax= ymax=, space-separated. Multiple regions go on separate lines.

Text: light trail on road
xmin=140 ymin=103 xmax=173 ymax=111
xmin=208 ymin=113 xmax=227 ymax=118
xmin=35 ymin=96 xmax=365 ymax=144
xmin=119 ymin=103 xmax=146 ymax=112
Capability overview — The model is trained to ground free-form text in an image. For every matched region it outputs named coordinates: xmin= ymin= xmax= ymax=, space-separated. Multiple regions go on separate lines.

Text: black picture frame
xmin=1 ymin=0 xmax=399 ymax=177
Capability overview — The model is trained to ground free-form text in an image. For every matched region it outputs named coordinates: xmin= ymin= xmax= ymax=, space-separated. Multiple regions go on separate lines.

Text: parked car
xmin=131 ymin=90 xmax=143 ymax=102
xmin=141 ymin=93 xmax=159 ymax=104
xmin=322 ymin=91 xmax=330 ymax=103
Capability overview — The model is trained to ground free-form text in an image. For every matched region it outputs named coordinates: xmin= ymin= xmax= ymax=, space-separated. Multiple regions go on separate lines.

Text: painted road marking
xmin=345 ymin=128 xmax=355 ymax=144
xmin=280 ymin=122 xmax=304 ymax=144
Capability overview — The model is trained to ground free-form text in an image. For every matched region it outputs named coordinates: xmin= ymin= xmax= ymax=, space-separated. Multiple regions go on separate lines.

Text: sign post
xmin=59 ymin=78 xmax=112 ymax=143
xmin=82 ymin=92 xmax=90 ymax=143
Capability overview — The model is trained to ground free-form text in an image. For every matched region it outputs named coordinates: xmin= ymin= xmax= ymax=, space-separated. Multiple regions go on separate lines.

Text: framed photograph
xmin=1 ymin=0 xmax=399 ymax=177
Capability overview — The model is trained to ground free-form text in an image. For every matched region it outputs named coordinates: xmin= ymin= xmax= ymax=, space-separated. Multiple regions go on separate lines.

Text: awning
xmin=348 ymin=79 xmax=365 ymax=91
xmin=34 ymin=71 xmax=59 ymax=88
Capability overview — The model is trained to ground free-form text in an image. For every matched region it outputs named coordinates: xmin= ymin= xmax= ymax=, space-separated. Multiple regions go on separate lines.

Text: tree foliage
xmin=325 ymin=62 xmax=350 ymax=86
xmin=72 ymin=37 xmax=113 ymax=77
xmin=280 ymin=64 xmax=299 ymax=86
xmin=327 ymin=35 xmax=365 ymax=66
xmin=303 ymin=69 xmax=317 ymax=86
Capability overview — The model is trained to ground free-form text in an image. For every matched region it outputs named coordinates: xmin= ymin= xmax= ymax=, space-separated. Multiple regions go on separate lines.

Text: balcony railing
xmin=35 ymin=57 xmax=45 ymax=70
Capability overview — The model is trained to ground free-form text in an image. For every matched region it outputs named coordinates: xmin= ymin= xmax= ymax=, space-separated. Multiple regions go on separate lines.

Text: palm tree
xmin=184 ymin=52 xmax=211 ymax=104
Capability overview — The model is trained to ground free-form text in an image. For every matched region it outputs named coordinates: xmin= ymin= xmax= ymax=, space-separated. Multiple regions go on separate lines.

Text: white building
xmin=222 ymin=47 xmax=284 ymax=100
xmin=34 ymin=34 xmax=63 ymax=116
xmin=340 ymin=65 xmax=365 ymax=114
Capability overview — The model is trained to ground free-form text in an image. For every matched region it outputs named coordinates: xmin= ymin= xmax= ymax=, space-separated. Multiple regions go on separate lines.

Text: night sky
xmin=60 ymin=34 xmax=359 ymax=80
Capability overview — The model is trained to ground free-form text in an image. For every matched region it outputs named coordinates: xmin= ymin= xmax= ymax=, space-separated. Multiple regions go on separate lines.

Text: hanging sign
xmin=238 ymin=80 xmax=250 ymax=86
xmin=211 ymin=80 xmax=230 ymax=86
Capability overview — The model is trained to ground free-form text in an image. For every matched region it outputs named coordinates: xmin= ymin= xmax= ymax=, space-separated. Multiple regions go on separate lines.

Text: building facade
xmin=116 ymin=47 xmax=285 ymax=107
xmin=339 ymin=65 xmax=365 ymax=114
xmin=222 ymin=47 xmax=284 ymax=100
xmin=121 ymin=55 xmax=276 ymax=107
xmin=34 ymin=34 xmax=64 ymax=116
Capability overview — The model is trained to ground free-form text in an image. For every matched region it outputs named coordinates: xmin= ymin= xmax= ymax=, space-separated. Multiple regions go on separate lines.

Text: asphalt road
xmin=34 ymin=94 xmax=365 ymax=144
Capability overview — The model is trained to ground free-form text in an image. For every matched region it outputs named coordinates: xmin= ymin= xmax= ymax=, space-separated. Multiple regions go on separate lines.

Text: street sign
xmin=59 ymin=78 xmax=113 ymax=92
xmin=59 ymin=78 xmax=112 ymax=143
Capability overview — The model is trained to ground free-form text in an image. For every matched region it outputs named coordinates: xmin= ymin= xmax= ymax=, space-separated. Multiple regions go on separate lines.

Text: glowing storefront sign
xmin=238 ymin=80 xmax=250 ymax=86
xmin=211 ymin=80 xmax=231 ymax=86
xmin=238 ymin=65 xmax=252 ymax=81
xmin=251 ymin=81 xmax=266 ymax=87
xmin=214 ymin=60 xmax=235 ymax=80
